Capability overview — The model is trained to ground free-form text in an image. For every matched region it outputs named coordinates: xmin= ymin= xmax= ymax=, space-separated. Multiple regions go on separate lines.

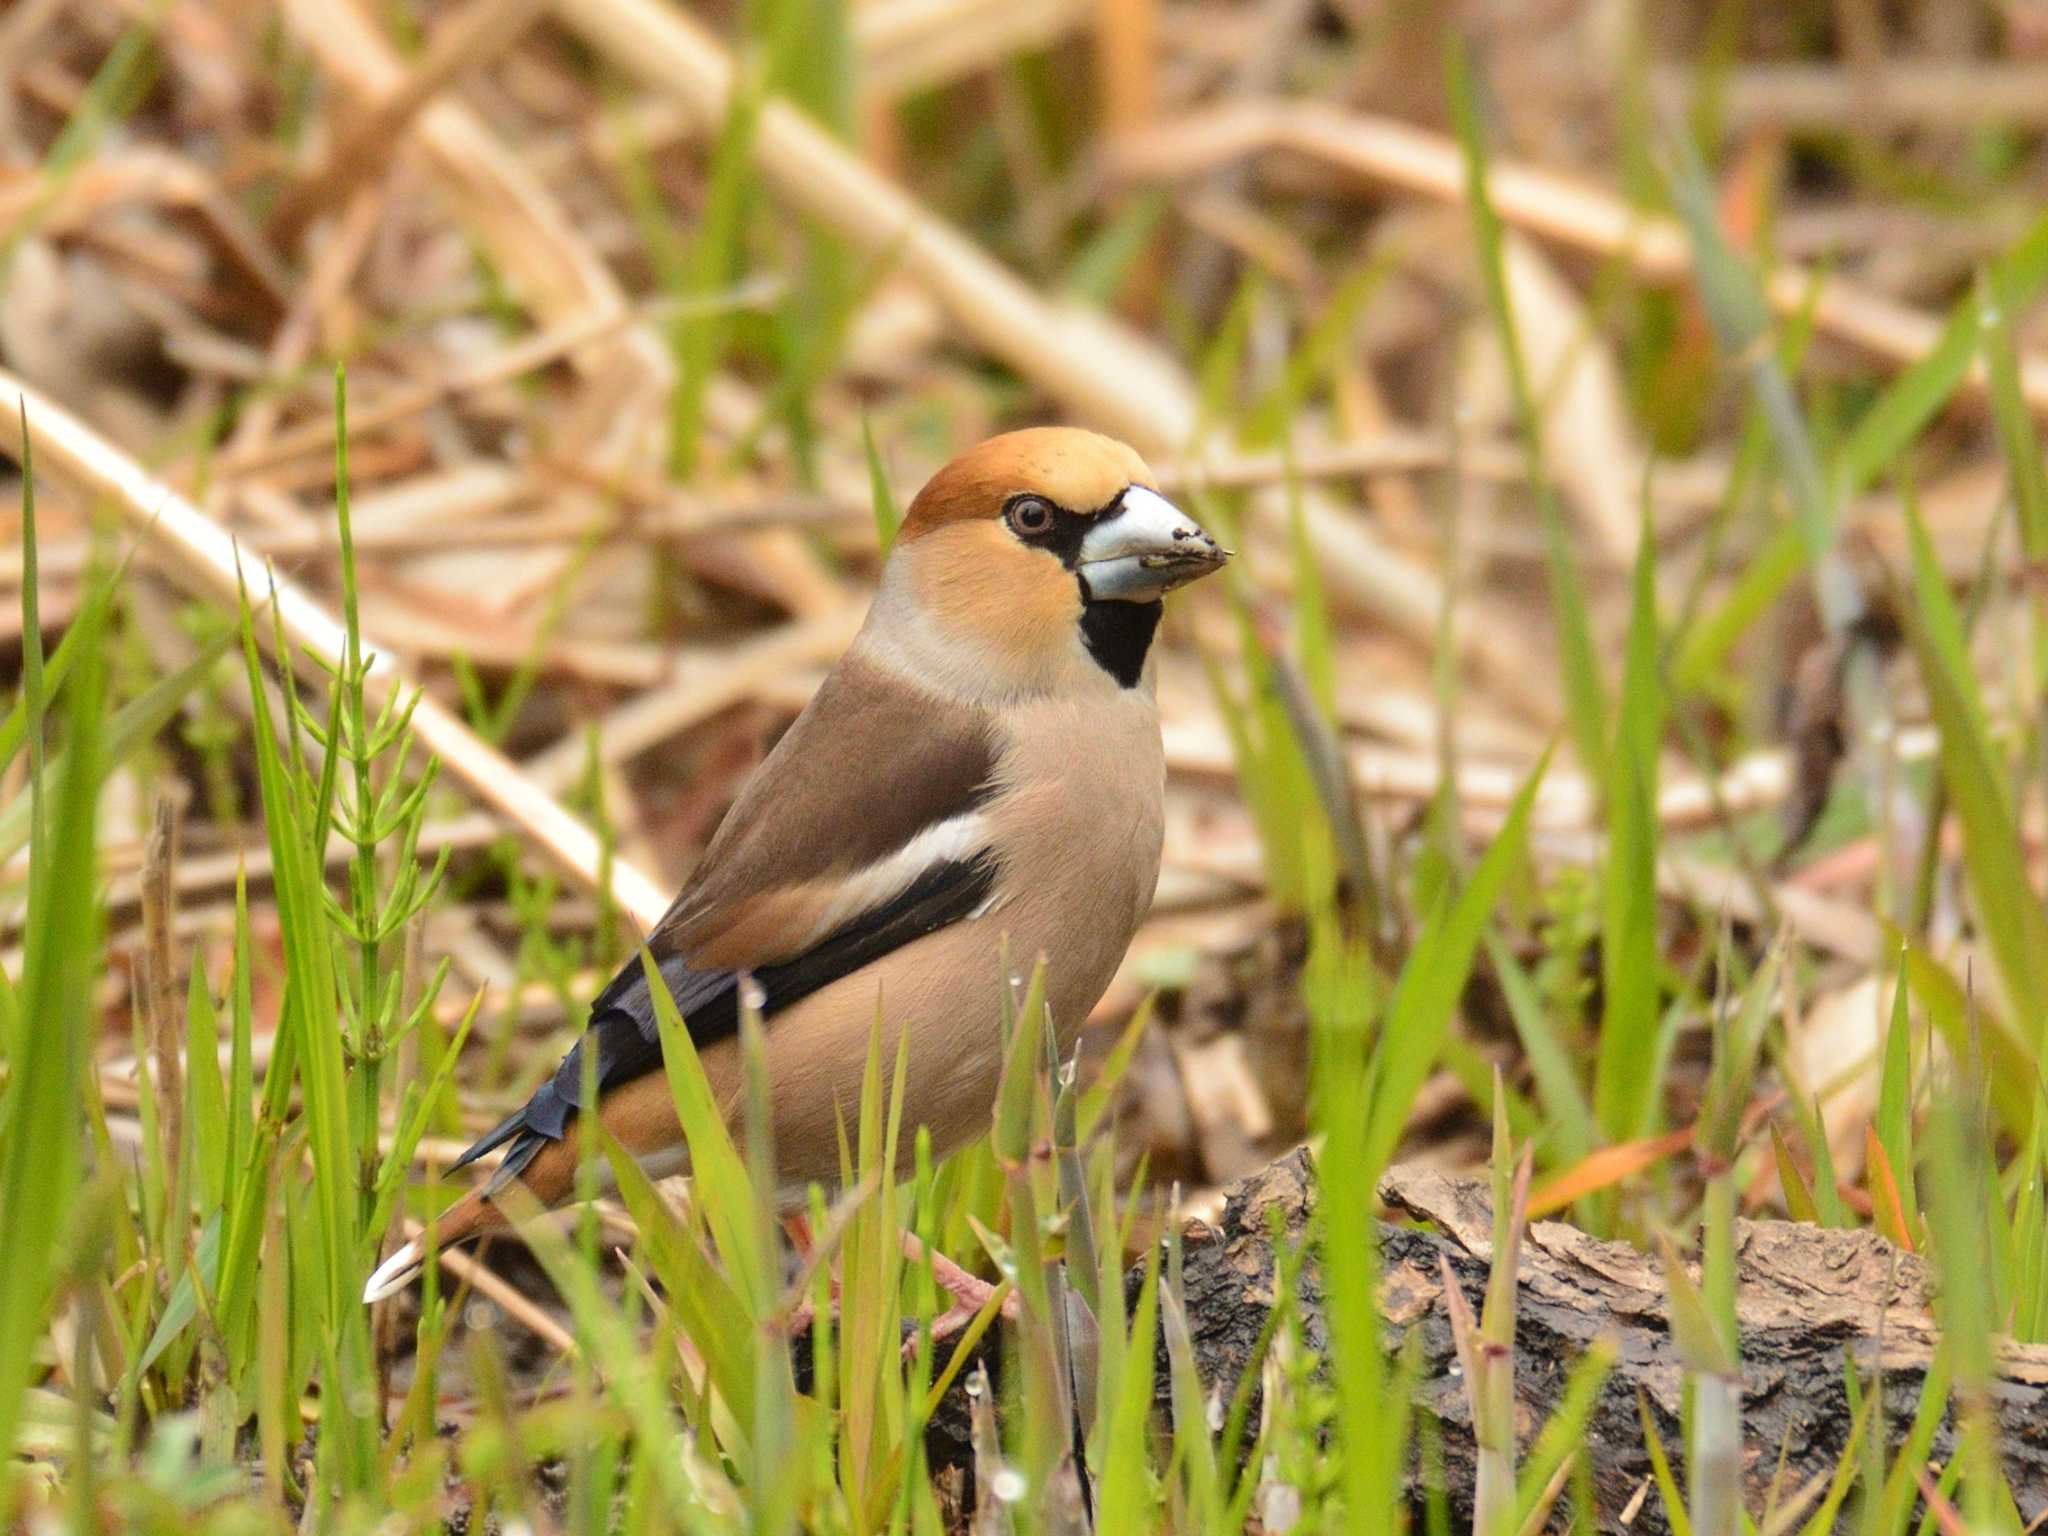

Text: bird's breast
xmin=699 ymin=686 xmax=1167 ymax=1188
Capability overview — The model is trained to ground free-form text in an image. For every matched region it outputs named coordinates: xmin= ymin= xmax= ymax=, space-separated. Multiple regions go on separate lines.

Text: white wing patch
xmin=804 ymin=812 xmax=994 ymax=944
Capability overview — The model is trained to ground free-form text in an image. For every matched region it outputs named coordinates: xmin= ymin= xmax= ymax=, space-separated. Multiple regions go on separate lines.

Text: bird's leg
xmin=777 ymin=1212 xmax=835 ymax=1336
xmin=905 ymin=1232 xmax=1009 ymax=1313
xmin=901 ymin=1231 xmax=1019 ymax=1354
xmin=777 ymin=1213 xmax=1015 ymax=1349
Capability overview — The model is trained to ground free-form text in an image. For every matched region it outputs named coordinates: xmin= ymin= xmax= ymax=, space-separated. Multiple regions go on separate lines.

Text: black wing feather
xmin=452 ymin=852 xmax=998 ymax=1190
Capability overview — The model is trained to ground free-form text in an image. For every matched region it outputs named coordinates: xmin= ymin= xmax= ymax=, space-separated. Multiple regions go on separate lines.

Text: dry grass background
xmin=8 ymin=0 xmax=2048 ymax=1530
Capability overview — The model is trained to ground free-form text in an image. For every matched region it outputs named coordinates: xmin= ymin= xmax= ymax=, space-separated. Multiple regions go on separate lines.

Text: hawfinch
xmin=364 ymin=428 xmax=1228 ymax=1304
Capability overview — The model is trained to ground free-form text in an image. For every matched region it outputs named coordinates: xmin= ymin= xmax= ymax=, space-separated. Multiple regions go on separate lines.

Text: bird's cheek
xmin=921 ymin=561 xmax=1078 ymax=674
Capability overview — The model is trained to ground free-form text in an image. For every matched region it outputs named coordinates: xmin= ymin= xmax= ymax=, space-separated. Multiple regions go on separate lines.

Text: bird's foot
xmin=902 ymin=1236 xmax=1017 ymax=1359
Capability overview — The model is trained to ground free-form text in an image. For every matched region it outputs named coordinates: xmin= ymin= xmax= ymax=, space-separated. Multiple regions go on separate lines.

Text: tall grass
xmin=0 ymin=445 xmax=104 ymax=1494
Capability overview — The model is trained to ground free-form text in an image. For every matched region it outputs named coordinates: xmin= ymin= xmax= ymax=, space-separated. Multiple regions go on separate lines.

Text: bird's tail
xmin=361 ymin=1182 xmax=516 ymax=1304
xmin=361 ymin=1029 xmax=692 ymax=1304
xmin=363 ymin=1095 xmax=585 ymax=1305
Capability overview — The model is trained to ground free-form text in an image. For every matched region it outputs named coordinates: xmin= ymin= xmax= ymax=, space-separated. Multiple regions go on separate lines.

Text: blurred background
xmin=7 ymin=0 xmax=2048 ymax=1527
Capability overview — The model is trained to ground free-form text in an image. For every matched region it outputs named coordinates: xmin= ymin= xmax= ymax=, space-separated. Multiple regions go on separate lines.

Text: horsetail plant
xmin=1439 ymin=1076 xmax=1531 ymax=1536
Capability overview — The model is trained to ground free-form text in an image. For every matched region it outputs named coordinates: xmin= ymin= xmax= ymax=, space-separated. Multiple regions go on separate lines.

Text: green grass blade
xmin=1595 ymin=516 xmax=1666 ymax=1151
xmin=1363 ymin=752 xmax=1548 ymax=1177
xmin=1836 ymin=211 xmax=2048 ymax=506
xmin=1922 ymin=1091 xmax=2014 ymax=1528
xmin=492 ymin=1184 xmax=712 ymax=1521
xmin=186 ymin=962 xmax=228 ymax=1215
xmin=0 ymin=626 xmax=233 ymax=866
xmin=2011 ymin=1079 xmax=2048 ymax=1342
xmin=15 ymin=405 xmax=45 ymax=830
xmin=599 ymin=1125 xmax=758 ymax=1440
xmin=1901 ymin=497 xmax=2048 ymax=1048
xmin=1486 ymin=934 xmax=1595 ymax=1169
xmin=1637 ymin=1389 xmax=1696 ymax=1536
xmin=0 ymin=550 xmax=107 ymax=1483
xmin=1896 ymin=935 xmax=2034 ymax=1141
xmin=642 ymin=948 xmax=767 ymax=1311
xmin=864 ymin=412 xmax=900 ymax=557
xmin=1096 ymin=1251 xmax=1160 ymax=1531
xmin=233 ymin=558 xmax=378 ymax=1488
xmin=1062 ymin=191 xmax=1170 ymax=306
xmin=1875 ymin=954 xmax=1918 ymax=1238
xmin=0 ymin=21 xmax=158 ymax=273
xmin=1657 ymin=107 xmax=1865 ymax=640
xmin=1448 ymin=42 xmax=1607 ymax=791
xmin=1510 ymin=1337 xmax=1617 ymax=1530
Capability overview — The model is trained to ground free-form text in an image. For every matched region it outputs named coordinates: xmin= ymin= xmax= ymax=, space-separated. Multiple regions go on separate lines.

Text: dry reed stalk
xmin=0 ymin=427 xmax=1729 ymax=591
xmin=856 ymin=0 xmax=1090 ymax=101
xmin=0 ymin=0 xmax=67 ymax=145
xmin=285 ymin=0 xmax=845 ymax=621
xmin=0 ymin=148 xmax=292 ymax=309
xmin=0 ymin=370 xmax=671 ymax=930
xmin=94 ymin=816 xmax=505 ymax=922
xmin=276 ymin=0 xmax=682 ymax=630
xmin=281 ymin=0 xmax=629 ymax=359
xmin=1095 ymin=0 xmax=1158 ymax=131
xmin=268 ymin=0 xmax=557 ymax=244
xmin=552 ymin=0 xmax=1198 ymax=452
xmin=222 ymin=184 xmax=386 ymax=467
xmin=1093 ymin=0 xmax=1163 ymax=313
xmin=1176 ymin=187 xmax=1322 ymax=291
xmin=1660 ymin=61 xmax=2048 ymax=129
xmin=521 ymin=602 xmax=867 ymax=793
xmin=1485 ymin=230 xmax=1641 ymax=562
xmin=346 ymin=593 xmax=675 ymax=687
xmin=1169 ymin=0 xmax=1316 ymax=319
xmin=550 ymin=0 xmax=1580 ymax=716
xmin=1164 ymin=700 xmax=1937 ymax=845
xmin=139 ymin=791 xmax=183 ymax=1200
xmin=0 ymin=496 xmax=860 ymax=579
xmin=214 ymin=288 xmax=779 ymax=477
xmin=406 ymin=1220 xmax=581 ymax=1358
xmin=1106 ymin=99 xmax=2048 ymax=413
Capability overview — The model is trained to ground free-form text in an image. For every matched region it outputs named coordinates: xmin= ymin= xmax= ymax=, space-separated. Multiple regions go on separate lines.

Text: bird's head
xmin=873 ymin=428 xmax=1230 ymax=696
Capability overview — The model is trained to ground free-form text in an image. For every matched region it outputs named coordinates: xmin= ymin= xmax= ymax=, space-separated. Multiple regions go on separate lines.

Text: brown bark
xmin=923 ymin=1149 xmax=2048 ymax=1531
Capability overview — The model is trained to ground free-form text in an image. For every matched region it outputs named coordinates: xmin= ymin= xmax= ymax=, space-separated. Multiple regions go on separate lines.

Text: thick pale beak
xmin=1076 ymin=485 xmax=1231 ymax=602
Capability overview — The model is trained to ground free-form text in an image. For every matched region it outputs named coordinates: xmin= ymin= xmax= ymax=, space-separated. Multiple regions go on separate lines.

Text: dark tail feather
xmin=446 ymin=1104 xmax=530 ymax=1175
xmin=479 ymin=1127 xmax=551 ymax=1197
xmin=448 ymin=1077 xmax=575 ymax=1177
xmin=365 ymin=1127 xmax=555 ymax=1304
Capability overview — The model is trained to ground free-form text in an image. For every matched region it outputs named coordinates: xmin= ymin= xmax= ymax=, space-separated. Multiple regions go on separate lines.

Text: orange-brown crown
xmin=897 ymin=428 xmax=1155 ymax=541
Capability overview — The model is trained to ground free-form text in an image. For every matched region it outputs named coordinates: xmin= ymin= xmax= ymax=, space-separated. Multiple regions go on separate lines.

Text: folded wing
xmin=449 ymin=656 xmax=1002 ymax=1191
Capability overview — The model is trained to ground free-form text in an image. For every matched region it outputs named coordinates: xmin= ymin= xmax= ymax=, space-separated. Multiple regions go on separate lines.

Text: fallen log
xmin=922 ymin=1149 xmax=2048 ymax=1531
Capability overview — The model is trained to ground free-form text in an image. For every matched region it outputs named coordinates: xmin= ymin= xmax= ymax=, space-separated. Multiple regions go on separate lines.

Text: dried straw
xmin=0 ymin=371 xmax=670 ymax=930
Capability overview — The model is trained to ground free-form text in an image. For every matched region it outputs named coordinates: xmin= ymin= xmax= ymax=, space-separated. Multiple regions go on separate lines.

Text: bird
xmin=363 ymin=427 xmax=1229 ymax=1307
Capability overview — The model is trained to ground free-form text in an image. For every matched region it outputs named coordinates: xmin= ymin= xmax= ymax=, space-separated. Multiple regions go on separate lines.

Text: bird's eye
xmin=1007 ymin=496 xmax=1054 ymax=537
